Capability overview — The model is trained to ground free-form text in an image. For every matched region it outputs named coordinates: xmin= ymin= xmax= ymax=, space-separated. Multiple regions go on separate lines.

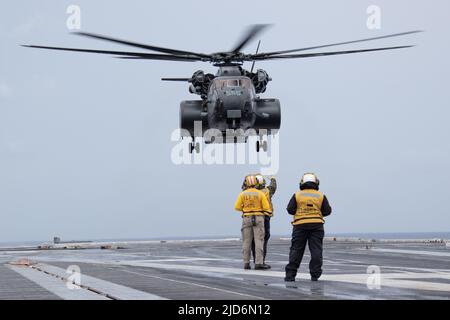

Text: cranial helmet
xmin=300 ymin=173 xmax=320 ymax=186
xmin=244 ymin=175 xmax=258 ymax=188
xmin=255 ymin=174 xmax=266 ymax=188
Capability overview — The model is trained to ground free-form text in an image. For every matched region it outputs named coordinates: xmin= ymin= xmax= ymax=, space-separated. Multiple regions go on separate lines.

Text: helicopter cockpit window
xmin=239 ymin=78 xmax=251 ymax=89
xmin=214 ymin=79 xmax=250 ymax=90
xmin=227 ymin=79 xmax=240 ymax=87
xmin=213 ymin=79 xmax=226 ymax=90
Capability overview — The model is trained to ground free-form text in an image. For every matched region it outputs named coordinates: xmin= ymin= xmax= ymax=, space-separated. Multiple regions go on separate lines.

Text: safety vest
xmin=261 ymin=188 xmax=273 ymax=217
xmin=293 ymin=189 xmax=324 ymax=225
xmin=237 ymin=188 xmax=267 ymax=217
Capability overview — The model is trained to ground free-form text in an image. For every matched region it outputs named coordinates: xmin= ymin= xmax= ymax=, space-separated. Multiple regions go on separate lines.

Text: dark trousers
xmin=251 ymin=216 xmax=271 ymax=263
xmin=285 ymin=223 xmax=324 ymax=279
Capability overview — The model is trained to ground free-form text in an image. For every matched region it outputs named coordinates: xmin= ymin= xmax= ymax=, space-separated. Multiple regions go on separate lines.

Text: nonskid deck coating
xmin=1 ymin=239 xmax=449 ymax=300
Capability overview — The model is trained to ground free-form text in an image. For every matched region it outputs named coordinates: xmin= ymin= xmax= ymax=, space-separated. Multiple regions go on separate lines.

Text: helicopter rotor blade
xmin=21 ymin=45 xmax=204 ymax=61
xmin=161 ymin=78 xmax=191 ymax=81
xmin=74 ymin=32 xmax=212 ymax=58
xmin=252 ymin=30 xmax=422 ymax=58
xmin=250 ymin=45 xmax=415 ymax=60
xmin=114 ymin=56 xmax=200 ymax=61
xmin=231 ymin=24 xmax=270 ymax=53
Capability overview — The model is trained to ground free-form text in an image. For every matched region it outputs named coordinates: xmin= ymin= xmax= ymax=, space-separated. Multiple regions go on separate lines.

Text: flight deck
xmin=1 ymin=238 xmax=449 ymax=300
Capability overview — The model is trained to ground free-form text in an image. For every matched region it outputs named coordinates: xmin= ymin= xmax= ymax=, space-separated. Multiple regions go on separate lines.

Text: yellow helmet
xmin=244 ymin=175 xmax=258 ymax=188
xmin=300 ymin=173 xmax=320 ymax=186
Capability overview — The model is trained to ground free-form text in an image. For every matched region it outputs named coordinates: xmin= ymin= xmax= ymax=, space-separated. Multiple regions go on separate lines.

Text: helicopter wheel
xmin=256 ymin=139 xmax=268 ymax=152
xmin=256 ymin=140 xmax=267 ymax=152
xmin=262 ymin=140 xmax=268 ymax=152
xmin=194 ymin=142 xmax=200 ymax=153
xmin=189 ymin=141 xmax=200 ymax=154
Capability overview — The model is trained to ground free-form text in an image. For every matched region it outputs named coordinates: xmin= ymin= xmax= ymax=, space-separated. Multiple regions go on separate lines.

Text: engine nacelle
xmin=253 ymin=98 xmax=281 ymax=133
xmin=180 ymin=100 xmax=208 ymax=137
xmin=189 ymin=70 xmax=215 ymax=99
xmin=254 ymin=69 xmax=271 ymax=93
xmin=243 ymin=69 xmax=271 ymax=94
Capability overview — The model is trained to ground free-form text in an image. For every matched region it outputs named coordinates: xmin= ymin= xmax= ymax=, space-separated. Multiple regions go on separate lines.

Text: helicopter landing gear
xmin=189 ymin=140 xmax=200 ymax=154
xmin=256 ymin=139 xmax=268 ymax=152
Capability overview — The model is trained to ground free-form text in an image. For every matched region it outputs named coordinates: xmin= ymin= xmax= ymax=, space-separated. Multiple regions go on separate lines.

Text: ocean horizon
xmin=1 ymin=231 xmax=449 ymax=247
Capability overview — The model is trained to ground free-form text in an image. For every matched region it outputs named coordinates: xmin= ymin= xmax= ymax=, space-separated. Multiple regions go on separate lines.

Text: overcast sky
xmin=1 ymin=0 xmax=449 ymax=242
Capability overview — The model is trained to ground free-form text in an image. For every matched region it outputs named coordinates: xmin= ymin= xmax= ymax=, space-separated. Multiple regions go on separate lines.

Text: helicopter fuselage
xmin=207 ymin=75 xmax=257 ymax=132
xmin=179 ymin=65 xmax=281 ymax=146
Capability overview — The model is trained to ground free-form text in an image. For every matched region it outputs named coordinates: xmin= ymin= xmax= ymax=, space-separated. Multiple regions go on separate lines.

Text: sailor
xmin=285 ymin=173 xmax=332 ymax=281
xmin=251 ymin=174 xmax=277 ymax=268
xmin=234 ymin=175 xmax=271 ymax=270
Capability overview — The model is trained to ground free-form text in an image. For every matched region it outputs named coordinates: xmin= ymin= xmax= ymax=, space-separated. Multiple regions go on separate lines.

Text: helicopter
xmin=22 ymin=25 xmax=421 ymax=153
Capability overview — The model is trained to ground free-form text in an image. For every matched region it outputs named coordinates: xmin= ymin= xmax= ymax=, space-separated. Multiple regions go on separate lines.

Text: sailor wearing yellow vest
xmin=285 ymin=173 xmax=332 ymax=282
xmin=251 ymin=174 xmax=277 ymax=268
xmin=234 ymin=175 xmax=271 ymax=270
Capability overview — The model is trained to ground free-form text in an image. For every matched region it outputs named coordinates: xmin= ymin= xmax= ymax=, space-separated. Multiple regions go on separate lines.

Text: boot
xmin=244 ymin=263 xmax=251 ymax=270
xmin=284 ymin=276 xmax=295 ymax=282
xmin=254 ymin=264 xmax=271 ymax=270
xmin=284 ymin=272 xmax=296 ymax=282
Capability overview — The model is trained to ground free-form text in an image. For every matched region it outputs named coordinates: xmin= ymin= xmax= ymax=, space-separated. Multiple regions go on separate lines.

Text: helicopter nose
xmin=220 ymin=95 xmax=249 ymax=113
xmin=221 ymin=96 xmax=253 ymax=123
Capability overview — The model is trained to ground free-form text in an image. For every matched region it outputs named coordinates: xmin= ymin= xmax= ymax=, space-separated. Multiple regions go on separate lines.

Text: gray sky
xmin=1 ymin=0 xmax=449 ymax=242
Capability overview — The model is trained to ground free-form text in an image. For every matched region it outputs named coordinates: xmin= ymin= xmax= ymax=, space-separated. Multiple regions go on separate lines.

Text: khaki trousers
xmin=241 ymin=215 xmax=265 ymax=264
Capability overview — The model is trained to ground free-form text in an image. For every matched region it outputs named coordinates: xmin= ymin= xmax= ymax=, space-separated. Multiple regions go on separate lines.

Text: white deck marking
xmin=0 ymin=251 xmax=42 ymax=254
xmin=36 ymin=264 xmax=167 ymax=300
xmin=24 ymin=255 xmax=450 ymax=293
xmin=8 ymin=265 xmax=109 ymax=300
xmin=369 ymin=248 xmax=450 ymax=257
xmin=121 ymin=261 xmax=450 ymax=293
xmin=138 ymin=257 xmax=238 ymax=262
xmin=118 ymin=268 xmax=266 ymax=300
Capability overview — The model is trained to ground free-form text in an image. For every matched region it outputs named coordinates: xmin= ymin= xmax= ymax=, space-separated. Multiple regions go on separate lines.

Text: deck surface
xmin=1 ymin=239 xmax=449 ymax=300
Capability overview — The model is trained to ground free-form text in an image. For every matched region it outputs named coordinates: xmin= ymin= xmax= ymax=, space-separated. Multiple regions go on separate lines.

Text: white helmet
xmin=255 ymin=174 xmax=266 ymax=187
xmin=300 ymin=173 xmax=320 ymax=186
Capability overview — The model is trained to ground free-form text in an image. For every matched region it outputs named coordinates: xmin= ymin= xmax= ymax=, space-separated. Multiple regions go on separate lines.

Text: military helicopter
xmin=23 ymin=25 xmax=421 ymax=153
